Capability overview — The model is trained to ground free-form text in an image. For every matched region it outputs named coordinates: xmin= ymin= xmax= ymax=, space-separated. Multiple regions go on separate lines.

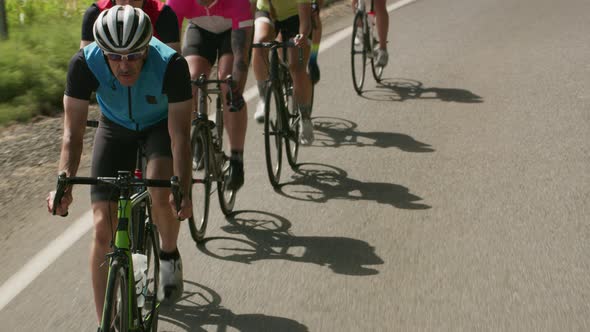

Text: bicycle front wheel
xmin=101 ymin=261 xmax=128 ymax=332
xmin=264 ymin=83 xmax=284 ymax=188
xmin=140 ymin=221 xmax=160 ymax=331
xmin=351 ymin=11 xmax=367 ymax=95
xmin=188 ymin=125 xmax=211 ymax=242
xmin=284 ymin=81 xmax=300 ymax=170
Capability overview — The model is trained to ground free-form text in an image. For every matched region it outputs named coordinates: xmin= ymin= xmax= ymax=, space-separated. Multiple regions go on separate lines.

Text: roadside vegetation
xmin=0 ymin=0 xmax=93 ymax=126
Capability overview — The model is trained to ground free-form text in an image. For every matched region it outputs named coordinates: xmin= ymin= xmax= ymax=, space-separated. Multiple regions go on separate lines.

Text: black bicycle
xmin=188 ymin=74 xmax=239 ymax=243
xmin=252 ymin=41 xmax=305 ymax=188
xmin=351 ymin=0 xmax=384 ymax=94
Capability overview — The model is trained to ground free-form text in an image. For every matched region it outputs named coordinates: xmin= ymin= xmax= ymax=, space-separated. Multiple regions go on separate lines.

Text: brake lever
xmin=53 ymin=171 xmax=69 ymax=217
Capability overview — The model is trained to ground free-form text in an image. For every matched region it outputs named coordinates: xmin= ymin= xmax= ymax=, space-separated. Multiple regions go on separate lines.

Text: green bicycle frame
xmin=99 ymin=196 xmax=137 ymax=331
xmin=53 ymin=171 xmax=170 ymax=332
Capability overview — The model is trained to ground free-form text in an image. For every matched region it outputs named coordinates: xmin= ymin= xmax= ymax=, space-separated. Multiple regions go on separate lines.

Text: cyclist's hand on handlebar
xmin=169 ymin=193 xmax=192 ymax=221
xmin=47 ymin=190 xmax=72 ymax=217
xmin=293 ymin=34 xmax=308 ymax=48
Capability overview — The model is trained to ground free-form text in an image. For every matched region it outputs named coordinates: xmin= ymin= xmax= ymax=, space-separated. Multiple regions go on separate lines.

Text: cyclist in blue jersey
xmin=46 ymin=5 xmax=192 ymax=323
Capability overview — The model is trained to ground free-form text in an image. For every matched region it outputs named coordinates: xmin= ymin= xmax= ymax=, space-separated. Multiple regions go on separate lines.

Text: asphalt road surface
xmin=0 ymin=0 xmax=589 ymax=330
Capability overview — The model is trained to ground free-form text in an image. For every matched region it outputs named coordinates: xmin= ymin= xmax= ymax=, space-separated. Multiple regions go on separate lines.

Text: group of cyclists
xmin=45 ymin=0 xmax=390 ymax=327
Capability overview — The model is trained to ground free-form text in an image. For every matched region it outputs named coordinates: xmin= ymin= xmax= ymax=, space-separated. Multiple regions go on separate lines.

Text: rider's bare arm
xmin=167 ymin=99 xmax=192 ymax=198
xmin=60 ymin=96 xmax=89 ymax=177
xmin=47 ymin=95 xmax=88 ymax=214
xmin=297 ymin=2 xmax=313 ymax=38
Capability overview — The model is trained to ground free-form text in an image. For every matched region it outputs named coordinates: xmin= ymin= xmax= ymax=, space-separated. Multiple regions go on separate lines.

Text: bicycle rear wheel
xmin=351 ymin=11 xmax=367 ymax=95
xmin=264 ymin=83 xmax=283 ymax=188
xmin=101 ymin=261 xmax=128 ymax=332
xmin=140 ymin=221 xmax=160 ymax=331
xmin=215 ymin=111 xmax=236 ymax=216
xmin=369 ymin=23 xmax=384 ymax=83
xmin=188 ymin=124 xmax=211 ymax=242
xmin=284 ymin=74 xmax=300 ymax=170
xmin=217 ymin=157 xmax=236 ymax=216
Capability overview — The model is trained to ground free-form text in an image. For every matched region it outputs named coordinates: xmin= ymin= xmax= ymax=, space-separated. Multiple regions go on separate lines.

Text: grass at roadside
xmin=0 ymin=23 xmax=80 ymax=123
xmin=0 ymin=0 xmax=93 ymax=126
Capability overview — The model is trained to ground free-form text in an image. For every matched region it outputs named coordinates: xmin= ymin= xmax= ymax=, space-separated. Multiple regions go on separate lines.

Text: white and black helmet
xmin=93 ymin=5 xmax=152 ymax=53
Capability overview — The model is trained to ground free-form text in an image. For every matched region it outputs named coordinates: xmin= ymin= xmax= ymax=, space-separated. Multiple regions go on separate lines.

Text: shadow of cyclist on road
xmin=275 ymin=163 xmax=430 ymax=210
xmin=159 ymin=280 xmax=309 ymax=331
xmin=311 ymin=116 xmax=435 ymax=151
xmin=361 ymin=78 xmax=484 ymax=103
xmin=197 ymin=210 xmax=384 ymax=276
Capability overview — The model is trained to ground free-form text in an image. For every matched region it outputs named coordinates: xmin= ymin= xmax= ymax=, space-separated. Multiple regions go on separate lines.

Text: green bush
xmin=0 ymin=0 xmax=94 ymax=126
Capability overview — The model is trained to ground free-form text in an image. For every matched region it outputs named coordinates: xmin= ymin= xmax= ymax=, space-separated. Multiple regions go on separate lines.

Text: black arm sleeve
xmin=81 ymin=5 xmax=100 ymax=42
xmin=155 ymin=6 xmax=180 ymax=44
xmin=162 ymin=54 xmax=192 ymax=103
xmin=64 ymin=50 xmax=99 ymax=100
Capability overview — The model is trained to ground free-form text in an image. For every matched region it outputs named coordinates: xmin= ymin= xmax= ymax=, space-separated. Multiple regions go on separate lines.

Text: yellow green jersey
xmin=257 ymin=0 xmax=311 ymax=22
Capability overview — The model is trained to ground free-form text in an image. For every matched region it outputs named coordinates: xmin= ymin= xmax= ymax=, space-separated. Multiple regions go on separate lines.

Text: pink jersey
xmin=166 ymin=0 xmax=253 ymax=34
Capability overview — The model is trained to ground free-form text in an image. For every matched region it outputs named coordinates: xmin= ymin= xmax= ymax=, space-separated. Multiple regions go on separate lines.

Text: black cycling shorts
xmin=182 ymin=24 xmax=232 ymax=65
xmin=90 ymin=115 xmax=172 ymax=202
xmin=256 ymin=11 xmax=300 ymax=41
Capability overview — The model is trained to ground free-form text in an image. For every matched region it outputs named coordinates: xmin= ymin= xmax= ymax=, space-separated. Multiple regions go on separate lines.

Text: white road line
xmin=320 ymin=0 xmax=418 ymax=50
xmin=0 ymin=210 xmax=93 ymax=311
xmin=0 ymin=0 xmax=418 ymax=313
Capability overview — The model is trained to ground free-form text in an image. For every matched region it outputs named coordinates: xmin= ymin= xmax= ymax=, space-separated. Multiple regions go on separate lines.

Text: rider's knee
xmin=91 ymin=202 xmax=115 ymax=247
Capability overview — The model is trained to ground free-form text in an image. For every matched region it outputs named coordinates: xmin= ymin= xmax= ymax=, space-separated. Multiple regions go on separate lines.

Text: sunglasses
xmin=103 ymin=49 xmax=146 ymax=62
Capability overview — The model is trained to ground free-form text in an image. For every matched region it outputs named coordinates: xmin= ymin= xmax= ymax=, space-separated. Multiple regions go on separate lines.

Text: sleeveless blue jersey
xmin=84 ymin=38 xmax=176 ymax=131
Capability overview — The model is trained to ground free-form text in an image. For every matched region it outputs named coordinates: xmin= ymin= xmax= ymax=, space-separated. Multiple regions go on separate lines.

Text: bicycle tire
xmin=284 ymin=73 xmax=300 ymax=170
xmin=209 ymin=100 xmax=237 ymax=216
xmin=100 ymin=260 xmax=128 ymax=332
xmin=351 ymin=11 xmax=367 ymax=95
xmin=310 ymin=79 xmax=315 ymax=111
xmin=188 ymin=125 xmax=211 ymax=242
xmin=370 ymin=60 xmax=384 ymax=83
xmin=264 ymin=82 xmax=283 ymax=188
xmin=369 ymin=22 xmax=384 ymax=83
xmin=217 ymin=158 xmax=236 ymax=215
xmin=140 ymin=220 xmax=160 ymax=331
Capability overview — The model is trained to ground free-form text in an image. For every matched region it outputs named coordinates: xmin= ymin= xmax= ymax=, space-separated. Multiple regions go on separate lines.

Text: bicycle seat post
xmin=134 ymin=142 xmax=145 ymax=179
